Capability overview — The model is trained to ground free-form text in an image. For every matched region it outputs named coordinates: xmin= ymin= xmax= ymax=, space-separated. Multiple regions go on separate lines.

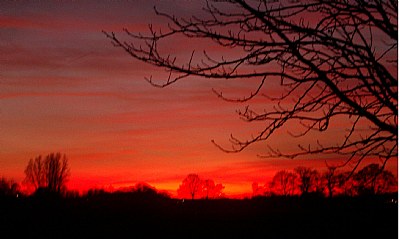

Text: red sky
xmin=0 ymin=0 xmax=397 ymax=197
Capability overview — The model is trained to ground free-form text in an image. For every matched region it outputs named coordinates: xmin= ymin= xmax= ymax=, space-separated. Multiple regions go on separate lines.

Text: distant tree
xmin=294 ymin=167 xmax=319 ymax=195
xmin=105 ymin=0 xmax=397 ymax=168
xmin=24 ymin=155 xmax=46 ymax=190
xmin=133 ymin=182 xmax=158 ymax=194
xmin=210 ymin=183 xmax=225 ymax=199
xmin=0 ymin=177 xmax=19 ymax=197
xmin=374 ymin=170 xmax=397 ymax=194
xmin=177 ymin=174 xmax=202 ymax=200
xmin=202 ymin=179 xmax=214 ymax=199
xmin=313 ymin=172 xmax=326 ymax=196
xmin=336 ymin=171 xmax=357 ymax=196
xmin=177 ymin=174 xmax=225 ymax=199
xmin=24 ymin=152 xmax=70 ymax=195
xmin=201 ymin=179 xmax=224 ymax=199
xmin=354 ymin=163 xmax=397 ymax=195
xmin=322 ymin=167 xmax=339 ymax=198
xmin=270 ymin=170 xmax=297 ymax=196
xmin=252 ymin=182 xmax=266 ymax=197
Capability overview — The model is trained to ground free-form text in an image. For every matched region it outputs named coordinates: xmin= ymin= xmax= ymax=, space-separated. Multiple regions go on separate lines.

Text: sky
xmin=0 ymin=0 xmax=397 ymax=197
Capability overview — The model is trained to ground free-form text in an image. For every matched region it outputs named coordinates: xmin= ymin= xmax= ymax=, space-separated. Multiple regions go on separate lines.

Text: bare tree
xmin=322 ymin=166 xmax=339 ymax=198
xmin=177 ymin=174 xmax=225 ymax=199
xmin=210 ymin=183 xmax=225 ymax=198
xmin=24 ymin=155 xmax=46 ymax=190
xmin=336 ymin=171 xmax=357 ymax=196
xmin=354 ymin=163 xmax=397 ymax=195
xmin=375 ymin=170 xmax=397 ymax=194
xmin=0 ymin=177 xmax=19 ymax=197
xmin=294 ymin=166 xmax=320 ymax=195
xmin=177 ymin=174 xmax=203 ymax=200
xmin=201 ymin=179 xmax=225 ymax=199
xmin=24 ymin=153 xmax=70 ymax=194
xmin=252 ymin=182 xmax=267 ymax=196
xmin=270 ymin=170 xmax=297 ymax=196
xmin=104 ymin=0 xmax=397 ymax=168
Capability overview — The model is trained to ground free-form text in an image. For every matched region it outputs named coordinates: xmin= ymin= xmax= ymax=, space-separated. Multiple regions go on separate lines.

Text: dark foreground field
xmin=1 ymin=193 xmax=397 ymax=239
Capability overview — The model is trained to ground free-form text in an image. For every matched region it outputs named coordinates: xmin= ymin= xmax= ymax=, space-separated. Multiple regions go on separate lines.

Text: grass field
xmin=1 ymin=193 xmax=397 ymax=238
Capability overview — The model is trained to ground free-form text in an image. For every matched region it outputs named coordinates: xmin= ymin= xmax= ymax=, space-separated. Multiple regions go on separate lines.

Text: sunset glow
xmin=0 ymin=0 xmax=397 ymax=198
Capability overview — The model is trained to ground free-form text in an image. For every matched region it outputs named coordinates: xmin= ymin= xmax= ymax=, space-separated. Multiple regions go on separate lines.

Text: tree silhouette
xmin=322 ymin=166 xmax=339 ymax=198
xmin=201 ymin=179 xmax=225 ymax=199
xmin=335 ymin=171 xmax=357 ymax=196
xmin=177 ymin=174 xmax=225 ymax=199
xmin=202 ymin=179 xmax=214 ymax=199
xmin=252 ymin=182 xmax=268 ymax=197
xmin=177 ymin=174 xmax=202 ymax=200
xmin=270 ymin=170 xmax=297 ymax=196
xmin=24 ymin=152 xmax=70 ymax=195
xmin=104 ymin=0 xmax=397 ymax=168
xmin=354 ymin=163 xmax=397 ymax=195
xmin=294 ymin=166 xmax=320 ymax=195
xmin=0 ymin=177 xmax=19 ymax=197
xmin=258 ymin=164 xmax=396 ymax=198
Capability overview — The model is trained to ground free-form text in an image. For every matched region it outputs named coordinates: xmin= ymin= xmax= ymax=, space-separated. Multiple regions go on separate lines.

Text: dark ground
xmin=1 ymin=193 xmax=397 ymax=239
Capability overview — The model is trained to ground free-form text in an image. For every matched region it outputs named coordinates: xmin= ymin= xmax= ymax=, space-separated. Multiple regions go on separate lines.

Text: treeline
xmin=0 ymin=153 xmax=71 ymax=199
xmin=0 ymin=177 xmax=19 ymax=198
xmin=0 ymin=152 xmax=397 ymax=200
xmin=177 ymin=174 xmax=225 ymax=200
xmin=253 ymin=164 xmax=397 ymax=198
